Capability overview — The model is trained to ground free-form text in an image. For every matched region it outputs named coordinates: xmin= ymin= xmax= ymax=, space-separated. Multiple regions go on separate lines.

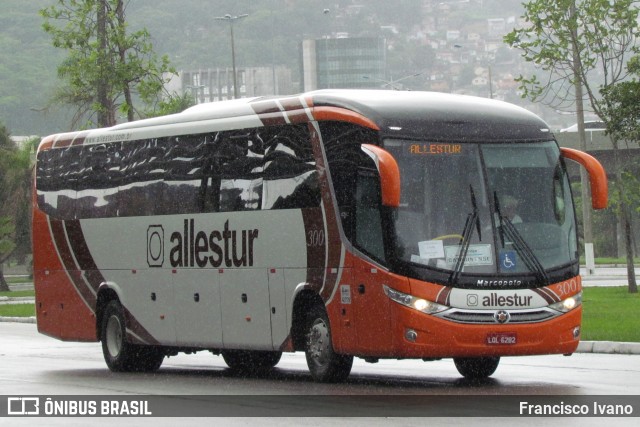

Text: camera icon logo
xmin=147 ymin=225 xmax=164 ymax=267
xmin=7 ymin=397 xmax=40 ymax=415
xmin=467 ymin=294 xmax=479 ymax=307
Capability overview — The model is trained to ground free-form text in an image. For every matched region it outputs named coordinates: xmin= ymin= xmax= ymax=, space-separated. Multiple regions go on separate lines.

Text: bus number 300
xmin=307 ymin=230 xmax=325 ymax=247
xmin=556 ymin=279 xmax=579 ymax=298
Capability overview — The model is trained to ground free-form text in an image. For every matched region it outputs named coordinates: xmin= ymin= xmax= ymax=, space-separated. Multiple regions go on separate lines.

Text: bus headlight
xmin=383 ymin=285 xmax=448 ymax=314
xmin=549 ymin=292 xmax=582 ymax=313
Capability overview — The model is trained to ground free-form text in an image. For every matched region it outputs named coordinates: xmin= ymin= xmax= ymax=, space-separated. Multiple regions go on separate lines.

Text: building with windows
xmin=300 ymin=37 xmax=387 ymax=91
xmin=166 ymin=67 xmax=294 ymax=103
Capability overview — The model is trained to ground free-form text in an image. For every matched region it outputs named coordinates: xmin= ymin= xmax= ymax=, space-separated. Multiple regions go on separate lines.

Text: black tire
xmin=453 ymin=357 xmax=500 ymax=379
xmin=101 ymin=300 xmax=164 ymax=372
xmin=304 ymin=304 xmax=353 ymax=383
xmin=222 ymin=350 xmax=282 ymax=373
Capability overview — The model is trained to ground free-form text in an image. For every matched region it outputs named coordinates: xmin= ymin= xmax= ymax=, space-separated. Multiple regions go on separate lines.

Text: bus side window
xmin=199 ymin=133 xmax=221 ymax=214
xmin=355 ymin=170 xmax=386 ymax=262
xmin=76 ymin=143 xmax=120 ymax=219
xmin=139 ymin=138 xmax=168 ymax=216
xmin=328 ymin=147 xmax=386 ymax=263
xmin=162 ymin=136 xmax=206 ymax=215
xmin=36 ymin=149 xmax=60 ymax=219
xmin=117 ymin=140 xmax=140 ymax=217
xmin=118 ymin=138 xmax=168 ymax=217
xmin=262 ymin=124 xmax=320 ymax=210
xmin=218 ymin=131 xmax=264 ymax=212
xmin=55 ymin=145 xmax=82 ymax=220
xmin=322 ymin=121 xmax=386 ymax=263
xmin=552 ymin=165 xmax=566 ymax=224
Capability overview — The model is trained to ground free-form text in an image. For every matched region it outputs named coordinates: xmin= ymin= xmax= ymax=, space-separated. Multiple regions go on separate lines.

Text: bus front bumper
xmin=386 ymin=304 xmax=582 ymax=359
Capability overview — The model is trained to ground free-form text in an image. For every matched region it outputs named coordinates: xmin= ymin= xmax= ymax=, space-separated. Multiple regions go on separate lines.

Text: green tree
xmin=41 ymin=0 xmax=176 ymax=128
xmin=0 ymin=218 xmax=16 ymax=291
xmin=143 ymin=92 xmax=194 ymax=118
xmin=0 ymin=124 xmax=33 ymax=292
xmin=601 ymin=58 xmax=640 ymax=266
xmin=505 ymin=0 xmax=639 ymax=293
xmin=602 ymin=57 xmax=640 ymax=142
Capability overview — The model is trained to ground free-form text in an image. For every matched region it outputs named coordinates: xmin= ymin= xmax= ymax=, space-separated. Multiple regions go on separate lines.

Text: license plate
xmin=486 ymin=332 xmax=517 ymax=345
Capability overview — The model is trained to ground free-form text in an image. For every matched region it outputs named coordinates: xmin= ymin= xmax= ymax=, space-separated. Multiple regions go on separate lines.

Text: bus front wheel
xmin=304 ymin=305 xmax=353 ymax=382
xmin=101 ymin=300 xmax=164 ymax=372
xmin=453 ymin=357 xmax=500 ymax=379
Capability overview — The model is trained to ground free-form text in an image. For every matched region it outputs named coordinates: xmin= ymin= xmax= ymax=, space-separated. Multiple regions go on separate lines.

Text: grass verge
xmin=581 ymin=286 xmax=639 ymax=342
xmin=580 ymin=256 xmax=640 ymax=265
xmin=6 ymin=276 xmax=33 ymax=284
xmin=0 ymin=290 xmax=35 ymax=298
xmin=0 ymin=304 xmax=35 ymax=317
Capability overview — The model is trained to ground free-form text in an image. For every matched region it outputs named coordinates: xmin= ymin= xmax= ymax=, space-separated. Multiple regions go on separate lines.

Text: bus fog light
xmin=405 ymin=329 xmax=418 ymax=342
xmin=573 ymin=326 xmax=581 ymax=339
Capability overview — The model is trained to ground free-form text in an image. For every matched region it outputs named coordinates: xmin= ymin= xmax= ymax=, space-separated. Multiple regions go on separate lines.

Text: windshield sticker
xmin=409 ymin=143 xmax=462 ymax=155
xmin=500 ymin=250 xmax=517 ymax=271
xmin=410 ymin=254 xmax=429 ymax=265
xmin=418 ymin=240 xmax=445 ymax=259
xmin=445 ymin=244 xmax=493 ymax=268
xmin=411 ymin=254 xmax=447 ymax=268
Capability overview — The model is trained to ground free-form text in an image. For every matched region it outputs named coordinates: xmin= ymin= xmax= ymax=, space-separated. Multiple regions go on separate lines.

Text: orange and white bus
xmin=32 ymin=90 xmax=607 ymax=382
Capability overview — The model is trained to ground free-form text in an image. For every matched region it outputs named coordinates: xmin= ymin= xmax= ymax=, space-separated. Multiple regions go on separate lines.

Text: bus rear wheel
xmin=453 ymin=357 xmax=500 ymax=379
xmin=304 ymin=305 xmax=353 ymax=383
xmin=221 ymin=350 xmax=282 ymax=373
xmin=101 ymin=300 xmax=164 ymax=372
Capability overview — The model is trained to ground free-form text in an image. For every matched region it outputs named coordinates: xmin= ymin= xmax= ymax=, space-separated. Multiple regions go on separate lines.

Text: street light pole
xmin=214 ymin=13 xmax=248 ymax=99
xmin=488 ymin=64 xmax=493 ymax=99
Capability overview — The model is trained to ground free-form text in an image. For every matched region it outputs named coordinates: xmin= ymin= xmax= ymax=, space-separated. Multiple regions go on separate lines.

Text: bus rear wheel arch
xmin=100 ymin=300 xmax=164 ymax=372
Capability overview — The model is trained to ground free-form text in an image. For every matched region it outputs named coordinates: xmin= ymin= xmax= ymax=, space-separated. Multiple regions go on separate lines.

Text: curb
xmin=576 ymin=340 xmax=640 ymax=355
xmin=0 ymin=296 xmax=36 ymax=304
xmin=0 ymin=316 xmax=36 ymax=324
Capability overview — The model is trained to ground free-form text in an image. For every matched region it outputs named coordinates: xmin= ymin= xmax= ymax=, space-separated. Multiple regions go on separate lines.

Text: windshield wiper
xmin=500 ymin=217 xmax=550 ymax=286
xmin=449 ymin=185 xmax=481 ymax=285
xmin=494 ymin=191 xmax=548 ymax=285
xmin=494 ymin=192 xmax=505 ymax=247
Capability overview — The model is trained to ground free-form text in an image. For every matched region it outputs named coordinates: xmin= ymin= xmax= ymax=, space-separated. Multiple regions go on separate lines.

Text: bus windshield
xmin=384 ymin=139 xmax=578 ymax=283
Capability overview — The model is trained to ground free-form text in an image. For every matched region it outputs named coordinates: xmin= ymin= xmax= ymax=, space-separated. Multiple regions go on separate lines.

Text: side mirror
xmin=361 ymin=144 xmax=400 ymax=207
xmin=560 ymin=147 xmax=608 ymax=209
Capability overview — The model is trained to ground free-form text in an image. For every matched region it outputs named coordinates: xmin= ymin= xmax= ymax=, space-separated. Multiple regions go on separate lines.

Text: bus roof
xmin=39 ymin=90 xmax=552 ymax=151
xmin=307 ymin=89 xmax=551 ymax=142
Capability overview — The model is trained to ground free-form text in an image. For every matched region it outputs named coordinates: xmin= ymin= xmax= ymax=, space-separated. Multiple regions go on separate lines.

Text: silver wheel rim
xmin=308 ymin=318 xmax=330 ymax=366
xmin=106 ymin=315 xmax=123 ymax=358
